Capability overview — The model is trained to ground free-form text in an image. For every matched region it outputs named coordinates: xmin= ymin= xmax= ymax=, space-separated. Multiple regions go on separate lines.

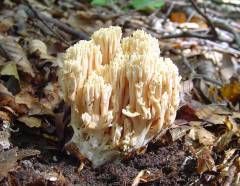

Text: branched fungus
xmin=60 ymin=26 xmax=181 ymax=167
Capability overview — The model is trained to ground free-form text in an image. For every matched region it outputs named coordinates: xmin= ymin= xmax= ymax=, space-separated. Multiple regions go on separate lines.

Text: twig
xmin=212 ymin=18 xmax=240 ymax=48
xmin=23 ymin=0 xmax=70 ymax=46
xmin=181 ymin=53 xmax=196 ymax=74
xmin=160 ymin=31 xmax=214 ymax=40
xmin=181 ymin=54 xmax=222 ymax=86
xmin=163 ymin=2 xmax=175 ymax=24
xmin=193 ymin=74 xmax=222 ymax=86
xmin=37 ymin=13 xmax=90 ymax=40
xmin=188 ymin=0 xmax=218 ymax=38
xmin=23 ymin=0 xmax=89 ymax=44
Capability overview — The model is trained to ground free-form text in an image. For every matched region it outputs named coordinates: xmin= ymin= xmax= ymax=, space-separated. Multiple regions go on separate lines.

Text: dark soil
xmin=0 ymin=126 xmax=199 ymax=186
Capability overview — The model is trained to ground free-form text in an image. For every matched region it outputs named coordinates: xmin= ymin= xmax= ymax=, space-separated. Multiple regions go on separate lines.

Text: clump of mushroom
xmin=59 ymin=26 xmax=181 ymax=167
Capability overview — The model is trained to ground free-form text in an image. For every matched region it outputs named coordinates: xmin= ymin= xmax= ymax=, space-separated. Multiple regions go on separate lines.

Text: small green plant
xmin=130 ymin=0 xmax=164 ymax=11
xmin=91 ymin=0 xmax=116 ymax=6
xmin=90 ymin=0 xmax=165 ymax=12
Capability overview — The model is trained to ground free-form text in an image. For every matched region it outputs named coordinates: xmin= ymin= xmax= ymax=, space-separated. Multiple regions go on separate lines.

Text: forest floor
xmin=0 ymin=0 xmax=240 ymax=185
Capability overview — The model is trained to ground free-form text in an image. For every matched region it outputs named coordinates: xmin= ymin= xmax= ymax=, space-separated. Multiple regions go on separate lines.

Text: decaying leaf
xmin=195 ymin=105 xmax=231 ymax=125
xmin=0 ymin=36 xmax=35 ymax=77
xmin=215 ymin=131 xmax=234 ymax=152
xmin=224 ymin=116 xmax=240 ymax=136
xmin=0 ymin=131 xmax=10 ymax=149
xmin=218 ymin=148 xmax=238 ymax=184
xmin=170 ymin=126 xmax=191 ymax=141
xmin=0 ymin=62 xmax=21 ymax=94
xmin=0 ymin=93 xmax=28 ymax=114
xmin=18 ymin=116 xmax=42 ymax=128
xmin=188 ymin=122 xmax=216 ymax=146
xmin=220 ymin=79 xmax=240 ymax=105
xmin=29 ymin=39 xmax=53 ymax=60
xmin=15 ymin=90 xmax=38 ymax=109
xmin=0 ymin=148 xmax=40 ymax=181
xmin=0 ymin=82 xmax=13 ymax=96
xmin=196 ymin=146 xmax=215 ymax=174
xmin=40 ymin=82 xmax=61 ymax=111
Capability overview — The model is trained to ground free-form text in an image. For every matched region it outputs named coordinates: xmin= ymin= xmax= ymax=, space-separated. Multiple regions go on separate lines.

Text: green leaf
xmin=131 ymin=0 xmax=164 ymax=11
xmin=91 ymin=0 xmax=108 ymax=6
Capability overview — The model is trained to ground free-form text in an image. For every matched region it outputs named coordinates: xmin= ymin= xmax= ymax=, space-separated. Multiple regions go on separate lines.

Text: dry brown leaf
xmin=40 ymin=82 xmax=61 ymax=111
xmin=189 ymin=16 xmax=208 ymax=29
xmin=18 ymin=116 xmax=42 ymax=128
xmin=224 ymin=116 xmax=240 ymax=136
xmin=0 ymin=93 xmax=28 ymax=114
xmin=196 ymin=146 xmax=215 ymax=174
xmin=170 ymin=126 xmax=191 ymax=141
xmin=29 ymin=39 xmax=53 ymax=60
xmin=0 ymin=82 xmax=13 ymax=96
xmin=0 ymin=110 xmax=12 ymax=122
xmin=0 ymin=36 xmax=35 ymax=77
xmin=195 ymin=105 xmax=230 ymax=125
xmin=15 ymin=90 xmax=38 ymax=109
xmin=0 ymin=131 xmax=10 ymax=149
xmin=220 ymin=79 xmax=240 ymax=105
xmin=215 ymin=131 xmax=234 ymax=152
xmin=188 ymin=122 xmax=216 ymax=146
xmin=218 ymin=149 xmax=237 ymax=179
xmin=0 ymin=21 xmax=13 ymax=33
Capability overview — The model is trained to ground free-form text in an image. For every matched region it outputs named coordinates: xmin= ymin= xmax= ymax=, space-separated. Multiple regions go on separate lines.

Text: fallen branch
xmin=36 ymin=13 xmax=90 ymax=41
xmin=181 ymin=54 xmax=222 ymax=86
xmin=160 ymin=31 xmax=214 ymax=40
xmin=188 ymin=0 xmax=218 ymax=38
xmin=23 ymin=0 xmax=89 ymax=45
xmin=23 ymin=0 xmax=70 ymax=45
xmin=212 ymin=18 xmax=240 ymax=48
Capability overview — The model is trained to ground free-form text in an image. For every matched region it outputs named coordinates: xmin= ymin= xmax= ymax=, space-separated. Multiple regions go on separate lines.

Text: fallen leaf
xmin=0 ymin=131 xmax=10 ymax=149
xmin=215 ymin=131 xmax=234 ymax=152
xmin=224 ymin=116 xmax=240 ymax=136
xmin=18 ymin=116 xmax=42 ymax=128
xmin=176 ymin=104 xmax=199 ymax=121
xmin=189 ymin=16 xmax=208 ymax=29
xmin=196 ymin=146 xmax=215 ymax=174
xmin=188 ymin=122 xmax=216 ymax=146
xmin=29 ymin=39 xmax=53 ymax=60
xmin=0 ymin=62 xmax=19 ymax=81
xmin=0 ymin=62 xmax=21 ymax=94
xmin=170 ymin=126 xmax=191 ymax=141
xmin=195 ymin=105 xmax=230 ymax=125
xmin=15 ymin=88 xmax=38 ymax=109
xmin=0 ymin=82 xmax=13 ymax=96
xmin=0 ymin=93 xmax=28 ymax=114
xmin=220 ymin=79 xmax=240 ymax=105
xmin=0 ymin=36 xmax=35 ymax=77
xmin=0 ymin=110 xmax=12 ymax=122
xmin=40 ymin=82 xmax=61 ymax=111
xmin=0 ymin=19 xmax=14 ymax=33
